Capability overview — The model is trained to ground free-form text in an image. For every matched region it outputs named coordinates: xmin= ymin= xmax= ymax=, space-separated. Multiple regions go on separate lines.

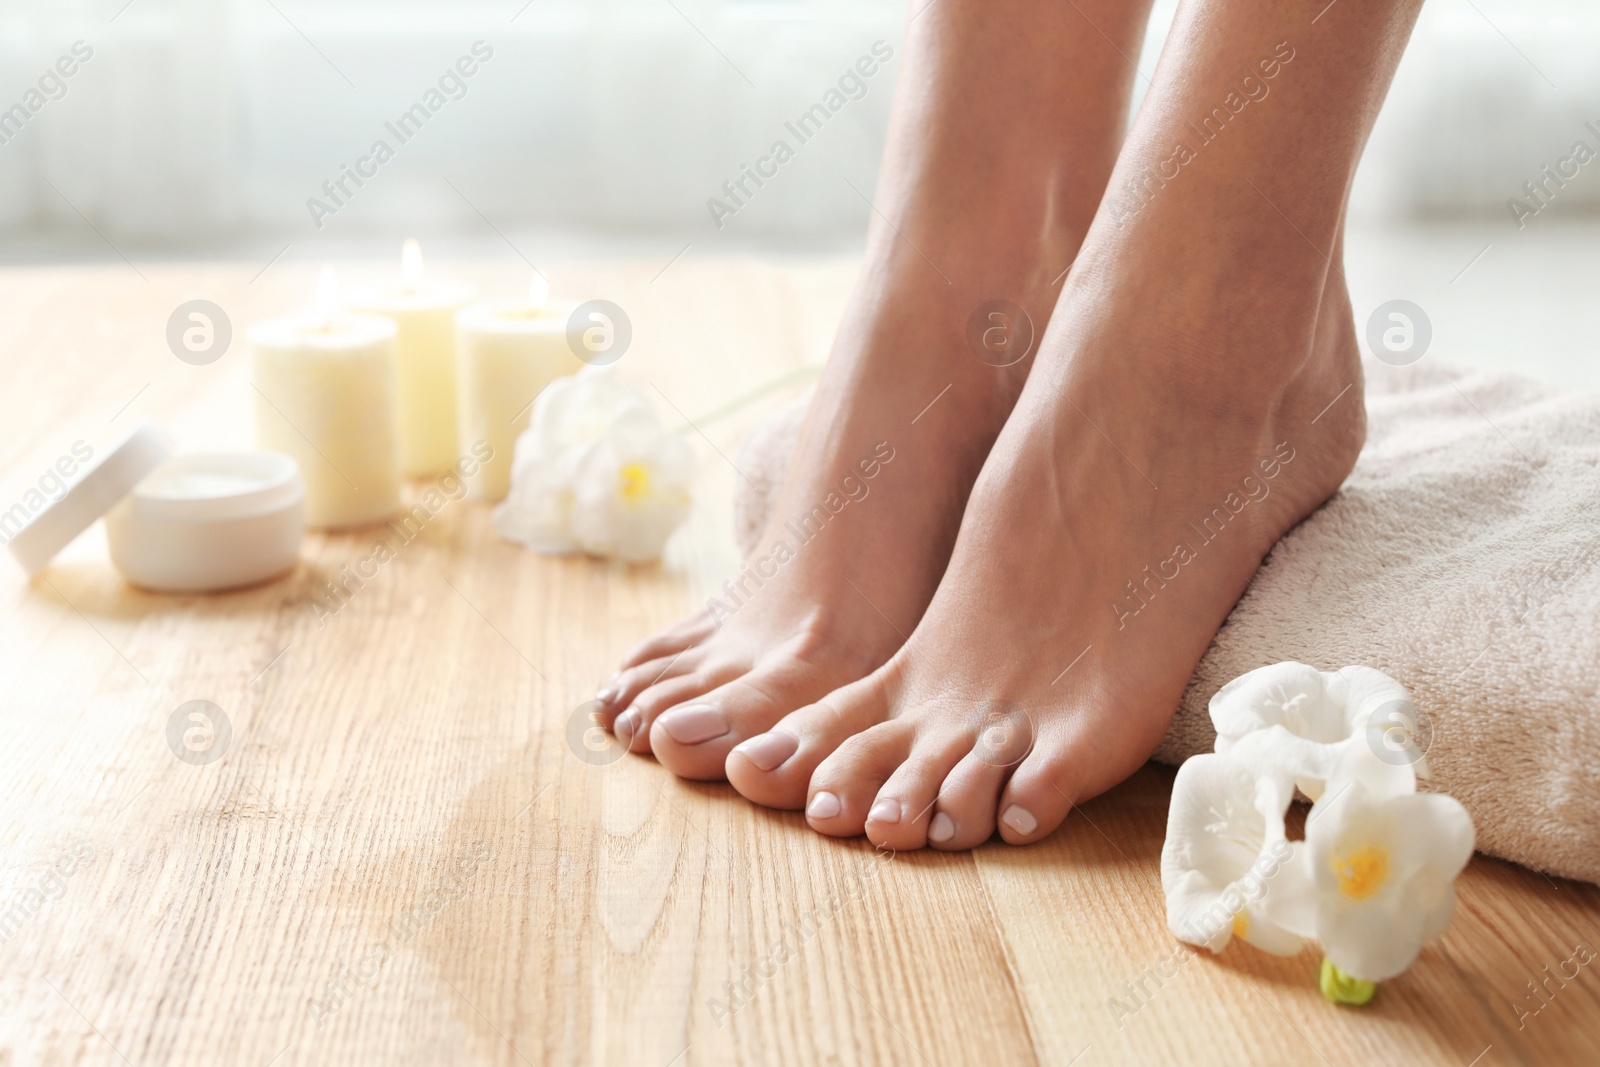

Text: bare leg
xmin=737 ymin=0 xmax=1420 ymax=847
xmin=595 ymin=0 xmax=1160 ymax=780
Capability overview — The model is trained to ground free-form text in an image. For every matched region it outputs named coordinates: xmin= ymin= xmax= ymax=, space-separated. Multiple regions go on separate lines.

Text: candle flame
xmin=401 ymin=238 xmax=423 ymax=289
xmin=317 ymin=264 xmax=340 ymax=323
xmin=528 ymin=272 xmax=550 ymax=307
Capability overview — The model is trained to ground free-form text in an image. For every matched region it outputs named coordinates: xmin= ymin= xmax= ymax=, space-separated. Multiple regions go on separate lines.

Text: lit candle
xmin=346 ymin=239 xmax=476 ymax=476
xmin=249 ymin=266 xmax=402 ymax=528
xmin=455 ymin=274 xmax=583 ymax=500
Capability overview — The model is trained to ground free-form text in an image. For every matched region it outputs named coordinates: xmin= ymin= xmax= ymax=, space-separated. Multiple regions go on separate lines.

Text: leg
xmin=599 ymin=0 xmax=1159 ymax=779
xmin=741 ymin=0 xmax=1421 ymax=844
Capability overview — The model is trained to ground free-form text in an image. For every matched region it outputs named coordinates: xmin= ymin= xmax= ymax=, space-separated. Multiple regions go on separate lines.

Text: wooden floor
xmin=2 ymin=259 xmax=1597 ymax=1066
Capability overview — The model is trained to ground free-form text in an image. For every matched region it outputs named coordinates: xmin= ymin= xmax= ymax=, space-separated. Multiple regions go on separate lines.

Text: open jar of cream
xmin=106 ymin=452 xmax=303 ymax=592
xmin=5 ymin=420 xmax=305 ymax=593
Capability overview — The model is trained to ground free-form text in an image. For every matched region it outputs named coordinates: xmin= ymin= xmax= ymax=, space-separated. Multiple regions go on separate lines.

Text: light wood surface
xmin=1 ymin=258 xmax=1597 ymax=1067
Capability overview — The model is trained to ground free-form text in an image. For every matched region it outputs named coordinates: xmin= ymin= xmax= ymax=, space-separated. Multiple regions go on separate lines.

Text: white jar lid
xmin=6 ymin=419 xmax=172 ymax=577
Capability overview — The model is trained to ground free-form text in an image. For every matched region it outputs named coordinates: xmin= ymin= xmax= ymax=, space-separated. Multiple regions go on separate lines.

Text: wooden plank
xmin=0 ymin=260 xmax=1596 ymax=1066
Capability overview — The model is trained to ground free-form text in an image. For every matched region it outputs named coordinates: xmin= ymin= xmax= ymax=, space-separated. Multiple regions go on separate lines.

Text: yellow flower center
xmin=619 ymin=462 xmax=652 ymax=502
xmin=1332 ymin=843 xmax=1390 ymax=899
xmin=1231 ymin=911 xmax=1250 ymax=940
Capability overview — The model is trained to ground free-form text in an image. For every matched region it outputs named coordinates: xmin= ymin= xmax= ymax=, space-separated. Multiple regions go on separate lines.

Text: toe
xmin=615 ymin=608 xmax=716 ymax=672
xmin=805 ymin=716 xmax=913 ymax=838
xmin=928 ymin=747 xmax=1013 ymax=851
xmin=995 ymin=738 xmax=1083 ymax=845
xmin=603 ymin=647 xmax=710 ymax=723
xmin=615 ymin=662 xmax=744 ymax=753
xmin=650 ymin=656 xmax=847 ymax=782
xmin=863 ymin=728 xmax=972 ymax=852
xmin=726 ymin=674 xmax=891 ymax=810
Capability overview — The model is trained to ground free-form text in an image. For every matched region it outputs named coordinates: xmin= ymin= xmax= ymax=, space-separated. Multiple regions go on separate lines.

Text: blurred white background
xmin=1 ymin=0 xmax=1598 ymax=248
xmin=1 ymin=0 xmax=1597 ymax=380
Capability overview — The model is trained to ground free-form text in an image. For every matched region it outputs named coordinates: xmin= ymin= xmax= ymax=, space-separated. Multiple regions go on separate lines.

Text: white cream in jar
xmin=106 ymin=452 xmax=304 ymax=593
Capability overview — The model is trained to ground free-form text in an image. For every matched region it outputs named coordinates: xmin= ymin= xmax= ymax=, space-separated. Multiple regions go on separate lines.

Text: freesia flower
xmin=1260 ymin=746 xmax=1473 ymax=982
xmin=494 ymin=367 xmax=693 ymax=562
xmin=1165 ymin=662 xmax=1472 ymax=994
xmin=569 ymin=407 xmax=693 ymax=561
xmin=517 ymin=366 xmax=655 ymax=466
xmin=1211 ymin=662 xmax=1423 ymax=800
xmin=1160 ymin=753 xmax=1304 ymax=956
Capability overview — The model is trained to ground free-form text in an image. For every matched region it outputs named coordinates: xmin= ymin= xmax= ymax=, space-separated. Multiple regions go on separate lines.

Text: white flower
xmin=493 ymin=455 xmax=577 ymax=554
xmin=494 ymin=367 xmax=693 ymax=562
xmin=569 ymin=407 xmax=693 ymax=562
xmin=1166 ymin=662 xmax=1473 ymax=988
xmin=1261 ymin=746 xmax=1473 ymax=982
xmin=1211 ymin=662 xmax=1422 ymax=800
xmin=1160 ymin=753 xmax=1304 ymax=956
xmin=518 ymin=366 xmax=655 ymax=467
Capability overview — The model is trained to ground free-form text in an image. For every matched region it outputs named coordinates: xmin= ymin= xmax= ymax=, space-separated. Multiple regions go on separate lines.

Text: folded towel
xmin=733 ymin=360 xmax=1600 ymax=883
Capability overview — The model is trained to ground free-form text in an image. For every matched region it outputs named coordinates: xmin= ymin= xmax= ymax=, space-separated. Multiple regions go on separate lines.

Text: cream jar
xmin=4 ymin=420 xmax=305 ymax=593
xmin=106 ymin=452 xmax=304 ymax=593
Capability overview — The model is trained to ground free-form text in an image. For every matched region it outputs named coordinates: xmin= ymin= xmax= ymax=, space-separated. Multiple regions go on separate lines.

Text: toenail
xmin=595 ymin=685 xmax=619 ymax=707
xmin=929 ymin=812 xmax=956 ymax=843
xmin=614 ymin=709 xmax=638 ymax=745
xmin=1001 ymin=805 xmax=1038 ymax=836
xmin=868 ymin=799 xmax=901 ymax=825
xmin=657 ymin=705 xmax=730 ymax=745
xmin=732 ymin=731 xmax=797 ymax=771
xmin=807 ymin=791 xmax=841 ymax=820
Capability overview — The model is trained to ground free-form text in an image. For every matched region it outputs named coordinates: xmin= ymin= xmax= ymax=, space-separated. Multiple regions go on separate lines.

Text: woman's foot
xmin=598 ymin=255 xmax=1039 ymax=778
xmin=594 ymin=0 xmax=1159 ymax=780
xmin=728 ymin=249 xmax=1365 ymax=845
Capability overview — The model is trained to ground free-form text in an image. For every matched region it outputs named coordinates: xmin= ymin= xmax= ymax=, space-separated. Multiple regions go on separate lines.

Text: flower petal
xmin=1301 ymin=762 xmax=1475 ymax=982
xmin=569 ymin=412 xmax=693 ymax=562
xmin=1237 ymin=903 xmax=1304 ymax=956
xmin=1385 ymin=792 xmax=1475 ymax=880
xmin=1340 ymin=665 xmax=1412 ymax=725
xmin=1210 ymin=662 xmax=1345 ymax=745
xmin=1161 ymin=754 xmax=1302 ymax=955
xmin=1225 ymin=725 xmax=1342 ymax=801
xmin=1256 ymin=841 xmax=1318 ymax=939
xmin=1319 ymin=899 xmax=1429 ymax=981
xmin=1165 ymin=869 xmax=1236 ymax=953
xmin=1161 ymin=755 xmax=1266 ymax=894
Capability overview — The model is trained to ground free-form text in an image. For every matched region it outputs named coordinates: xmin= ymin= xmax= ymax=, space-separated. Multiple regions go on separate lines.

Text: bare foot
xmin=726 ymin=250 xmax=1365 ymax=845
xmin=596 ymin=254 xmax=1050 ymax=779
xmin=594 ymin=0 xmax=1157 ymax=780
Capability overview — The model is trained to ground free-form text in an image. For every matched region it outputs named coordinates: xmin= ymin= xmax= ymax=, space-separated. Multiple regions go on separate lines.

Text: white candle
xmin=346 ymin=239 xmax=475 ymax=476
xmin=250 ymin=267 xmax=402 ymax=528
xmin=455 ymin=275 xmax=583 ymax=500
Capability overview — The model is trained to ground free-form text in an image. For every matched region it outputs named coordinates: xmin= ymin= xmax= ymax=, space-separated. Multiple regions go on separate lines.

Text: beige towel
xmin=734 ymin=360 xmax=1600 ymax=884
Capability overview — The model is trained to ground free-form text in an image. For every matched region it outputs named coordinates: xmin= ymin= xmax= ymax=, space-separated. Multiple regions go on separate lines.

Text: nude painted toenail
xmin=1001 ymin=805 xmax=1038 ymax=836
xmin=595 ymin=685 xmax=620 ymax=706
xmin=614 ymin=709 xmax=640 ymax=746
xmin=929 ymin=812 xmax=956 ymax=843
xmin=732 ymin=731 xmax=797 ymax=771
xmin=868 ymin=799 xmax=901 ymax=824
xmin=808 ymin=791 xmax=841 ymax=819
xmin=657 ymin=705 xmax=730 ymax=745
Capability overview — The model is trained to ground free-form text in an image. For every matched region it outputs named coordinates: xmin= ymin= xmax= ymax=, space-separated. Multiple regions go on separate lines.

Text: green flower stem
xmin=1320 ymin=958 xmax=1378 ymax=1006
